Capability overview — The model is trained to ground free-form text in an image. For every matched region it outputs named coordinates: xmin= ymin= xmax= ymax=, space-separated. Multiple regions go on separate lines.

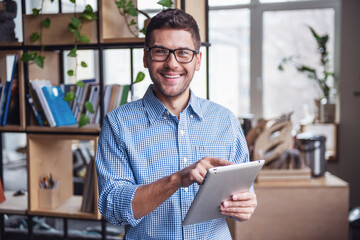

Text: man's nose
xmin=164 ymin=52 xmax=179 ymax=68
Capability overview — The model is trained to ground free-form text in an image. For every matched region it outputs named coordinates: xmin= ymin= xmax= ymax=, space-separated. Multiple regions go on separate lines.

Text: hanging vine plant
xmin=63 ymin=1 xmax=97 ymax=128
xmin=20 ymin=0 xmax=54 ymax=68
xmin=114 ymin=0 xmax=173 ymax=37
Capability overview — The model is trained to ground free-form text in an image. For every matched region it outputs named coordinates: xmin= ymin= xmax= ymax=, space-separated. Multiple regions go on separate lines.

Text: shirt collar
xmin=142 ymin=85 xmax=204 ymax=125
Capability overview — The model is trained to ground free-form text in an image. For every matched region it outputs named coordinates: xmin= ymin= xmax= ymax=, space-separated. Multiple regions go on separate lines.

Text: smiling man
xmin=96 ymin=9 xmax=257 ymax=240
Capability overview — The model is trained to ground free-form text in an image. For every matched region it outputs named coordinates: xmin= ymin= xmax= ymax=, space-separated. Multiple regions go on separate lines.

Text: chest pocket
xmin=195 ymin=145 xmax=232 ymax=162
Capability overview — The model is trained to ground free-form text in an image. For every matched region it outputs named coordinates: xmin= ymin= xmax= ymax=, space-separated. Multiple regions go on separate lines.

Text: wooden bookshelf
xmin=27 ymin=134 xmax=100 ymax=220
xmin=26 ymin=124 xmax=100 ymax=134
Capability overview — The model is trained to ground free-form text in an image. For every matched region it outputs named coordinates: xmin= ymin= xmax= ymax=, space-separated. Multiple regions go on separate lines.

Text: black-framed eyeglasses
xmin=146 ymin=46 xmax=199 ymax=63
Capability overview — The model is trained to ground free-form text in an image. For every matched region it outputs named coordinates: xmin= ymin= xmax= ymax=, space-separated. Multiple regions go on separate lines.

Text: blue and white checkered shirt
xmin=96 ymin=85 xmax=250 ymax=240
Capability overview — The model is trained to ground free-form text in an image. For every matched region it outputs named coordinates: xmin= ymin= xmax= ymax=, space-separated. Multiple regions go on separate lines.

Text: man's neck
xmin=154 ymin=89 xmax=190 ymax=118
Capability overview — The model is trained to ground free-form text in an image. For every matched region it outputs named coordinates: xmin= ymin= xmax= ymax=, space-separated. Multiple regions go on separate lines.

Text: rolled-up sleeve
xmin=95 ymin=115 xmax=144 ymax=226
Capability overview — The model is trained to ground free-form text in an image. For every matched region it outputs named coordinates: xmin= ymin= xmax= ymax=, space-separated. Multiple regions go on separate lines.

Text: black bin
xmin=296 ymin=133 xmax=327 ymax=177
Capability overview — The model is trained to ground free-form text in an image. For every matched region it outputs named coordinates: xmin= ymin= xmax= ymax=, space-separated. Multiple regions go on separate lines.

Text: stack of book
xmin=29 ymin=78 xmax=131 ymax=127
xmin=29 ymin=80 xmax=77 ymax=127
xmin=61 ymin=81 xmax=130 ymax=125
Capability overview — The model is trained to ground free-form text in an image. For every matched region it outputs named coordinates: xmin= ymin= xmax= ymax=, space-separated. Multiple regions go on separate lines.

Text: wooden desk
xmin=227 ymin=173 xmax=349 ymax=240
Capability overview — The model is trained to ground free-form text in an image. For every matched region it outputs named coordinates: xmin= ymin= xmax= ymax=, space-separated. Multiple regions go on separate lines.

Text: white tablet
xmin=182 ymin=160 xmax=265 ymax=226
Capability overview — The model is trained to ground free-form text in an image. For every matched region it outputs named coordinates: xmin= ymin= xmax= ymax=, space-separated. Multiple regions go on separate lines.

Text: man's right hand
xmin=176 ymin=157 xmax=233 ymax=188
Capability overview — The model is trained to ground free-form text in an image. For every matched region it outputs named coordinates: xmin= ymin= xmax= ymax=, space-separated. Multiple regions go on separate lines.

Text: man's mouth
xmin=163 ymin=74 xmax=181 ymax=79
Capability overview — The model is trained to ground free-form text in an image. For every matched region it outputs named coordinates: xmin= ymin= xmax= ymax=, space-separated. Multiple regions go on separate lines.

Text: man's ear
xmin=143 ymin=48 xmax=148 ymax=68
xmin=195 ymin=51 xmax=202 ymax=71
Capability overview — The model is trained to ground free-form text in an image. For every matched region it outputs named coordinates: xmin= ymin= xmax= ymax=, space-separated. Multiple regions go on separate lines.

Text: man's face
xmin=143 ymin=28 xmax=202 ymax=101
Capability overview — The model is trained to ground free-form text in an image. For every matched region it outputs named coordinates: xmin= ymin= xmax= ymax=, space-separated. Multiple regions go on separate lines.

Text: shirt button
xmin=180 ymin=130 xmax=184 ymax=136
xmin=184 ymin=157 xmax=187 ymax=163
xmin=190 ymin=115 xmax=194 ymax=118
xmin=163 ymin=116 xmax=167 ymax=119
xmin=184 ymin=187 xmax=188 ymax=192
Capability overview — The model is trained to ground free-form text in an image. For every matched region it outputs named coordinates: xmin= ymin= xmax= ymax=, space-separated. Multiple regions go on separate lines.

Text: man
xmin=96 ymin=8 xmax=257 ymax=239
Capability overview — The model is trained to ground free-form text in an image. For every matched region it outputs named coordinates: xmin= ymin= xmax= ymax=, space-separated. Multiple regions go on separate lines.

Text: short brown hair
xmin=145 ymin=9 xmax=201 ymax=50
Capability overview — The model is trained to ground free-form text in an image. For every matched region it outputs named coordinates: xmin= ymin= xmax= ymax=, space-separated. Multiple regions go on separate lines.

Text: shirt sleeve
xmin=95 ymin=115 xmax=144 ymax=227
xmin=229 ymin=113 xmax=250 ymax=165
xmin=229 ymin=114 xmax=255 ymax=193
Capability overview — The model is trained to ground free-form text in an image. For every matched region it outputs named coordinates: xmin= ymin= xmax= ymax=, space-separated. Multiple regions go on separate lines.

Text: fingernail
xmin=233 ymin=195 xmax=237 ymax=201
xmin=223 ymin=201 xmax=229 ymax=207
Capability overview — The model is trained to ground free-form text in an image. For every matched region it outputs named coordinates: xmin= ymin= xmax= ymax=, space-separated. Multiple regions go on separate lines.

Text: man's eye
xmin=177 ymin=50 xmax=190 ymax=56
xmin=154 ymin=49 xmax=168 ymax=54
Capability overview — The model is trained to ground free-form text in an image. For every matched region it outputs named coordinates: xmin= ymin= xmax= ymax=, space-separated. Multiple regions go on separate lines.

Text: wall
xmin=327 ymin=0 xmax=360 ymax=209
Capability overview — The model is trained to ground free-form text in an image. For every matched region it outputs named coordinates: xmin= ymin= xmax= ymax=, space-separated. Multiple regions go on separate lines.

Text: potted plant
xmin=278 ymin=26 xmax=337 ymax=123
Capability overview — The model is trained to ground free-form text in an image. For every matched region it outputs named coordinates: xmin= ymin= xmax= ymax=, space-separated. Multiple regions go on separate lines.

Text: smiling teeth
xmin=164 ymin=74 xmax=180 ymax=78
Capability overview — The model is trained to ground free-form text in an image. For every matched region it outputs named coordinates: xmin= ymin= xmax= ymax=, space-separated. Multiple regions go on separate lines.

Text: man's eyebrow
xmin=149 ymin=45 xmax=193 ymax=50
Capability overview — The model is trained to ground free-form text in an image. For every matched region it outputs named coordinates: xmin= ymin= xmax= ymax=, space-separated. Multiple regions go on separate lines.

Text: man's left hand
xmin=220 ymin=191 xmax=257 ymax=221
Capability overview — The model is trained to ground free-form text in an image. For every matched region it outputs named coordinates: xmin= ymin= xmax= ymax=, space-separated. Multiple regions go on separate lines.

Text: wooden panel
xmin=23 ymin=13 xmax=97 ymax=45
xmin=100 ymin=0 xmax=139 ymax=43
xmin=28 ymin=135 xmax=73 ymax=212
xmin=227 ymin=173 xmax=349 ymax=240
xmin=29 ymin=51 xmax=59 ymax=85
xmin=185 ymin=0 xmax=207 ymax=42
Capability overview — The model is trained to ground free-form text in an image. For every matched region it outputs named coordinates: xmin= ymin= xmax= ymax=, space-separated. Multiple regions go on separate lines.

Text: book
xmin=1 ymin=54 xmax=17 ymax=125
xmin=42 ymin=86 xmax=77 ymax=126
xmin=30 ymin=80 xmax=56 ymax=127
xmin=80 ymin=158 xmax=95 ymax=213
xmin=26 ymin=94 xmax=44 ymax=126
xmin=73 ymin=79 xmax=96 ymax=121
xmin=29 ymin=82 xmax=49 ymax=126
xmin=0 ymin=82 xmax=9 ymax=123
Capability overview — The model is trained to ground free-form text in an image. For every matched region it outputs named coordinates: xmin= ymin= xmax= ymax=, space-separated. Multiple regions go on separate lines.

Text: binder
xmin=42 ymin=86 xmax=77 ymax=126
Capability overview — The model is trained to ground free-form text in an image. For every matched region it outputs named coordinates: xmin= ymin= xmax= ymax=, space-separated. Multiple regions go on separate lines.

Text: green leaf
xmin=21 ymin=52 xmax=37 ymax=62
xmin=68 ymin=23 xmax=78 ymax=32
xmin=76 ymin=80 xmax=85 ymax=87
xmin=78 ymin=114 xmax=90 ymax=128
xmin=85 ymin=101 xmax=94 ymax=113
xmin=70 ymin=0 xmax=76 ymax=3
xmin=81 ymin=61 xmax=88 ymax=68
xmin=67 ymin=70 xmax=74 ymax=76
xmin=84 ymin=4 xmax=93 ymax=13
xmin=157 ymin=0 xmax=173 ymax=8
xmin=64 ymin=92 xmax=75 ymax=102
xmin=74 ymin=30 xmax=81 ymax=40
xmin=34 ymin=55 xmax=45 ymax=68
xmin=140 ymin=27 xmax=146 ymax=35
xmin=79 ymin=35 xmax=90 ymax=43
xmin=70 ymin=17 xmax=81 ymax=29
xmin=127 ymin=5 xmax=138 ymax=16
xmin=134 ymin=71 xmax=145 ymax=84
xmin=32 ymin=8 xmax=40 ymax=16
xmin=30 ymin=32 xmax=40 ymax=43
xmin=67 ymin=48 xmax=77 ymax=57
xmin=129 ymin=19 xmax=136 ymax=25
xmin=41 ymin=18 xmax=51 ymax=28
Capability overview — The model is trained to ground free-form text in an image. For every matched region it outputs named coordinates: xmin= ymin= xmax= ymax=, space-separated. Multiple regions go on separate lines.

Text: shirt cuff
xmin=114 ymin=184 xmax=144 ymax=227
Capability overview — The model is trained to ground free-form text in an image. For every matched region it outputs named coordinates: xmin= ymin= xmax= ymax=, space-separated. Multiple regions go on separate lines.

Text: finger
xmin=226 ymin=213 xmax=252 ymax=221
xmin=221 ymin=199 xmax=257 ymax=209
xmin=220 ymin=206 xmax=255 ymax=215
xmin=189 ymin=169 xmax=205 ymax=185
xmin=206 ymin=157 xmax=233 ymax=167
xmin=232 ymin=191 xmax=256 ymax=201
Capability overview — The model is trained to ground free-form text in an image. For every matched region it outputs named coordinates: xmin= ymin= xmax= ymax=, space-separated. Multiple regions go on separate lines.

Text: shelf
xmin=0 ymin=42 xmax=22 ymax=47
xmin=0 ymin=191 xmax=28 ymax=215
xmin=28 ymin=195 xmax=100 ymax=219
xmin=26 ymin=124 xmax=100 ymax=134
xmin=27 ymin=134 xmax=100 ymax=220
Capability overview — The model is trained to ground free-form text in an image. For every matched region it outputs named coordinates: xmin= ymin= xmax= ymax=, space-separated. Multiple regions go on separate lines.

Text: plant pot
xmin=320 ymin=98 xmax=336 ymax=123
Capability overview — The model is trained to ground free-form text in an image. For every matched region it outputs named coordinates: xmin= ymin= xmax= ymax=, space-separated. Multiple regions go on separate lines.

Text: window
xmin=209 ymin=0 xmax=340 ymax=128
